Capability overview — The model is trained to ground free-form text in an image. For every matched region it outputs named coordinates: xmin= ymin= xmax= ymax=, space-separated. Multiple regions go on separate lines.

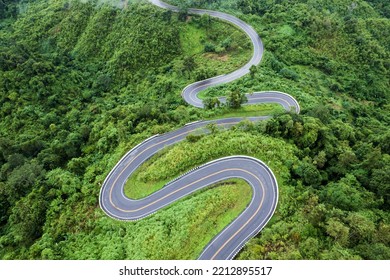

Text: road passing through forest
xmin=100 ymin=0 xmax=300 ymax=260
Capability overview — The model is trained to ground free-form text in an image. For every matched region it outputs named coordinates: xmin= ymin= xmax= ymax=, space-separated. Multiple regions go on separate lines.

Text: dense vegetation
xmin=0 ymin=0 xmax=389 ymax=259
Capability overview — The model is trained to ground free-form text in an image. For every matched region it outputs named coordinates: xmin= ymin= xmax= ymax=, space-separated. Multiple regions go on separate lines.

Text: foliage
xmin=0 ymin=0 xmax=389 ymax=260
xmin=124 ymin=129 xmax=297 ymax=198
xmin=226 ymin=89 xmax=248 ymax=108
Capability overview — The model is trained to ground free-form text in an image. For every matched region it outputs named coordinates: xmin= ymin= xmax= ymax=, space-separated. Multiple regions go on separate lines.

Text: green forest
xmin=0 ymin=0 xmax=389 ymax=259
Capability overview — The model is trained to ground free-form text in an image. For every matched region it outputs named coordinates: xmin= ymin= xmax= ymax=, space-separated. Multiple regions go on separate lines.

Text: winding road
xmin=99 ymin=0 xmax=300 ymax=260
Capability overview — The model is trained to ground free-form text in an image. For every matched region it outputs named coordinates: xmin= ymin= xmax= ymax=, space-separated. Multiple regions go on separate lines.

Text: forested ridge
xmin=0 ymin=0 xmax=389 ymax=259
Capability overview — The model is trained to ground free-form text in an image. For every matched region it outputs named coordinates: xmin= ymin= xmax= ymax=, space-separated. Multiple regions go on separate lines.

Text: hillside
xmin=0 ymin=0 xmax=389 ymax=259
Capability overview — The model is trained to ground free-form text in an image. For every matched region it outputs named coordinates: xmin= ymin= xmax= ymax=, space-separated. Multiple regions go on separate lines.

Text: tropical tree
xmin=226 ymin=89 xmax=247 ymax=109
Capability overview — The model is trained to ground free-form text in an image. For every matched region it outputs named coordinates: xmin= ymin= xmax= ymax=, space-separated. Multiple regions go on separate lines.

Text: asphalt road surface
xmin=99 ymin=0 xmax=300 ymax=260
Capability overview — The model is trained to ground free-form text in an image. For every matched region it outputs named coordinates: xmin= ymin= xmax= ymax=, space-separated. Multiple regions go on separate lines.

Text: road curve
xmin=99 ymin=0 xmax=300 ymax=259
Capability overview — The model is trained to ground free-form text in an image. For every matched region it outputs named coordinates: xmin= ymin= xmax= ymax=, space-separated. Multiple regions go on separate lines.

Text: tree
xmin=204 ymin=42 xmax=216 ymax=53
xmin=293 ymin=159 xmax=322 ymax=186
xmin=226 ymin=89 xmax=247 ymax=109
xmin=326 ymin=218 xmax=350 ymax=246
xmin=5 ymin=161 xmax=45 ymax=204
xmin=178 ymin=2 xmax=189 ymax=21
xmin=321 ymin=178 xmax=364 ymax=211
xmin=199 ymin=14 xmax=211 ymax=29
xmin=186 ymin=134 xmax=202 ymax=143
xmin=182 ymin=56 xmax=196 ymax=77
xmin=0 ymin=0 xmax=18 ymax=19
xmin=7 ymin=188 xmax=48 ymax=245
xmin=299 ymin=237 xmax=319 ymax=259
xmin=162 ymin=10 xmax=172 ymax=22
xmin=203 ymin=97 xmax=220 ymax=109
xmin=206 ymin=123 xmax=218 ymax=134
xmin=370 ymin=154 xmax=390 ymax=209
xmin=346 ymin=212 xmax=375 ymax=245
xmin=249 ymin=65 xmax=257 ymax=79
xmin=221 ymin=37 xmax=232 ymax=50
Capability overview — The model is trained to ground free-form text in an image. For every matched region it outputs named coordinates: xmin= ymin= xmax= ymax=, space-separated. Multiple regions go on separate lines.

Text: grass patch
xmin=124 ymin=147 xmax=175 ymax=199
xmin=180 ymin=23 xmax=206 ymax=55
xmin=204 ymin=103 xmax=285 ymax=119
